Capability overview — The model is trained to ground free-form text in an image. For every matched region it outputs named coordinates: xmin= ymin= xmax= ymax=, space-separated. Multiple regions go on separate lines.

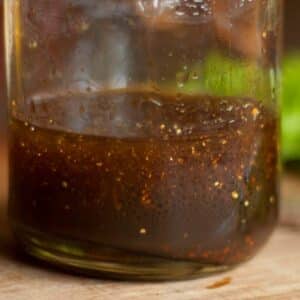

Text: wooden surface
xmin=1 ymin=143 xmax=300 ymax=300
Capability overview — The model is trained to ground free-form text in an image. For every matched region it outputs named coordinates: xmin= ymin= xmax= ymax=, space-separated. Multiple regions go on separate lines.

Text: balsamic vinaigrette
xmin=9 ymin=89 xmax=278 ymax=266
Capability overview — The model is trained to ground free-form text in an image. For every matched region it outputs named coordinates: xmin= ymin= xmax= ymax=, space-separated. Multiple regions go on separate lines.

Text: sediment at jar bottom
xmin=9 ymin=89 xmax=279 ymax=268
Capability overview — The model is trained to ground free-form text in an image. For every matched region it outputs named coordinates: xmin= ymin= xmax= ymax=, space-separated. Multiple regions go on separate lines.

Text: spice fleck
xmin=206 ymin=277 xmax=232 ymax=289
xmin=139 ymin=228 xmax=147 ymax=235
xmin=231 ymin=191 xmax=239 ymax=200
xmin=251 ymin=107 xmax=260 ymax=120
xmin=61 ymin=181 xmax=69 ymax=189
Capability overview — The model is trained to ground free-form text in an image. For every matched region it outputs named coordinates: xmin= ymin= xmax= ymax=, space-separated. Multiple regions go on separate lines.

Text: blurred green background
xmin=282 ymin=1 xmax=300 ymax=163
xmin=282 ymin=54 xmax=300 ymax=162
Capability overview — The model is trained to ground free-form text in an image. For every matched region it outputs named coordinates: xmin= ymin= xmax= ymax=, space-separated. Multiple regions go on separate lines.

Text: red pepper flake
xmin=188 ymin=251 xmax=197 ymax=259
xmin=245 ymin=235 xmax=255 ymax=247
xmin=162 ymin=245 xmax=171 ymax=253
xmin=223 ymin=246 xmax=230 ymax=255
xmin=206 ymin=277 xmax=232 ymax=289
xmin=201 ymin=251 xmax=209 ymax=258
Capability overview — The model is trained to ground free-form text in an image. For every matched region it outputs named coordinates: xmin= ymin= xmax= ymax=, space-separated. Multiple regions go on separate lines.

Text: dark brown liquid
xmin=9 ymin=89 xmax=278 ymax=265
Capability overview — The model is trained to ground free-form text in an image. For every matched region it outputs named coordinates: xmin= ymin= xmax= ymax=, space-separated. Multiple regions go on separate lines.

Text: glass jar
xmin=5 ymin=0 xmax=281 ymax=280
